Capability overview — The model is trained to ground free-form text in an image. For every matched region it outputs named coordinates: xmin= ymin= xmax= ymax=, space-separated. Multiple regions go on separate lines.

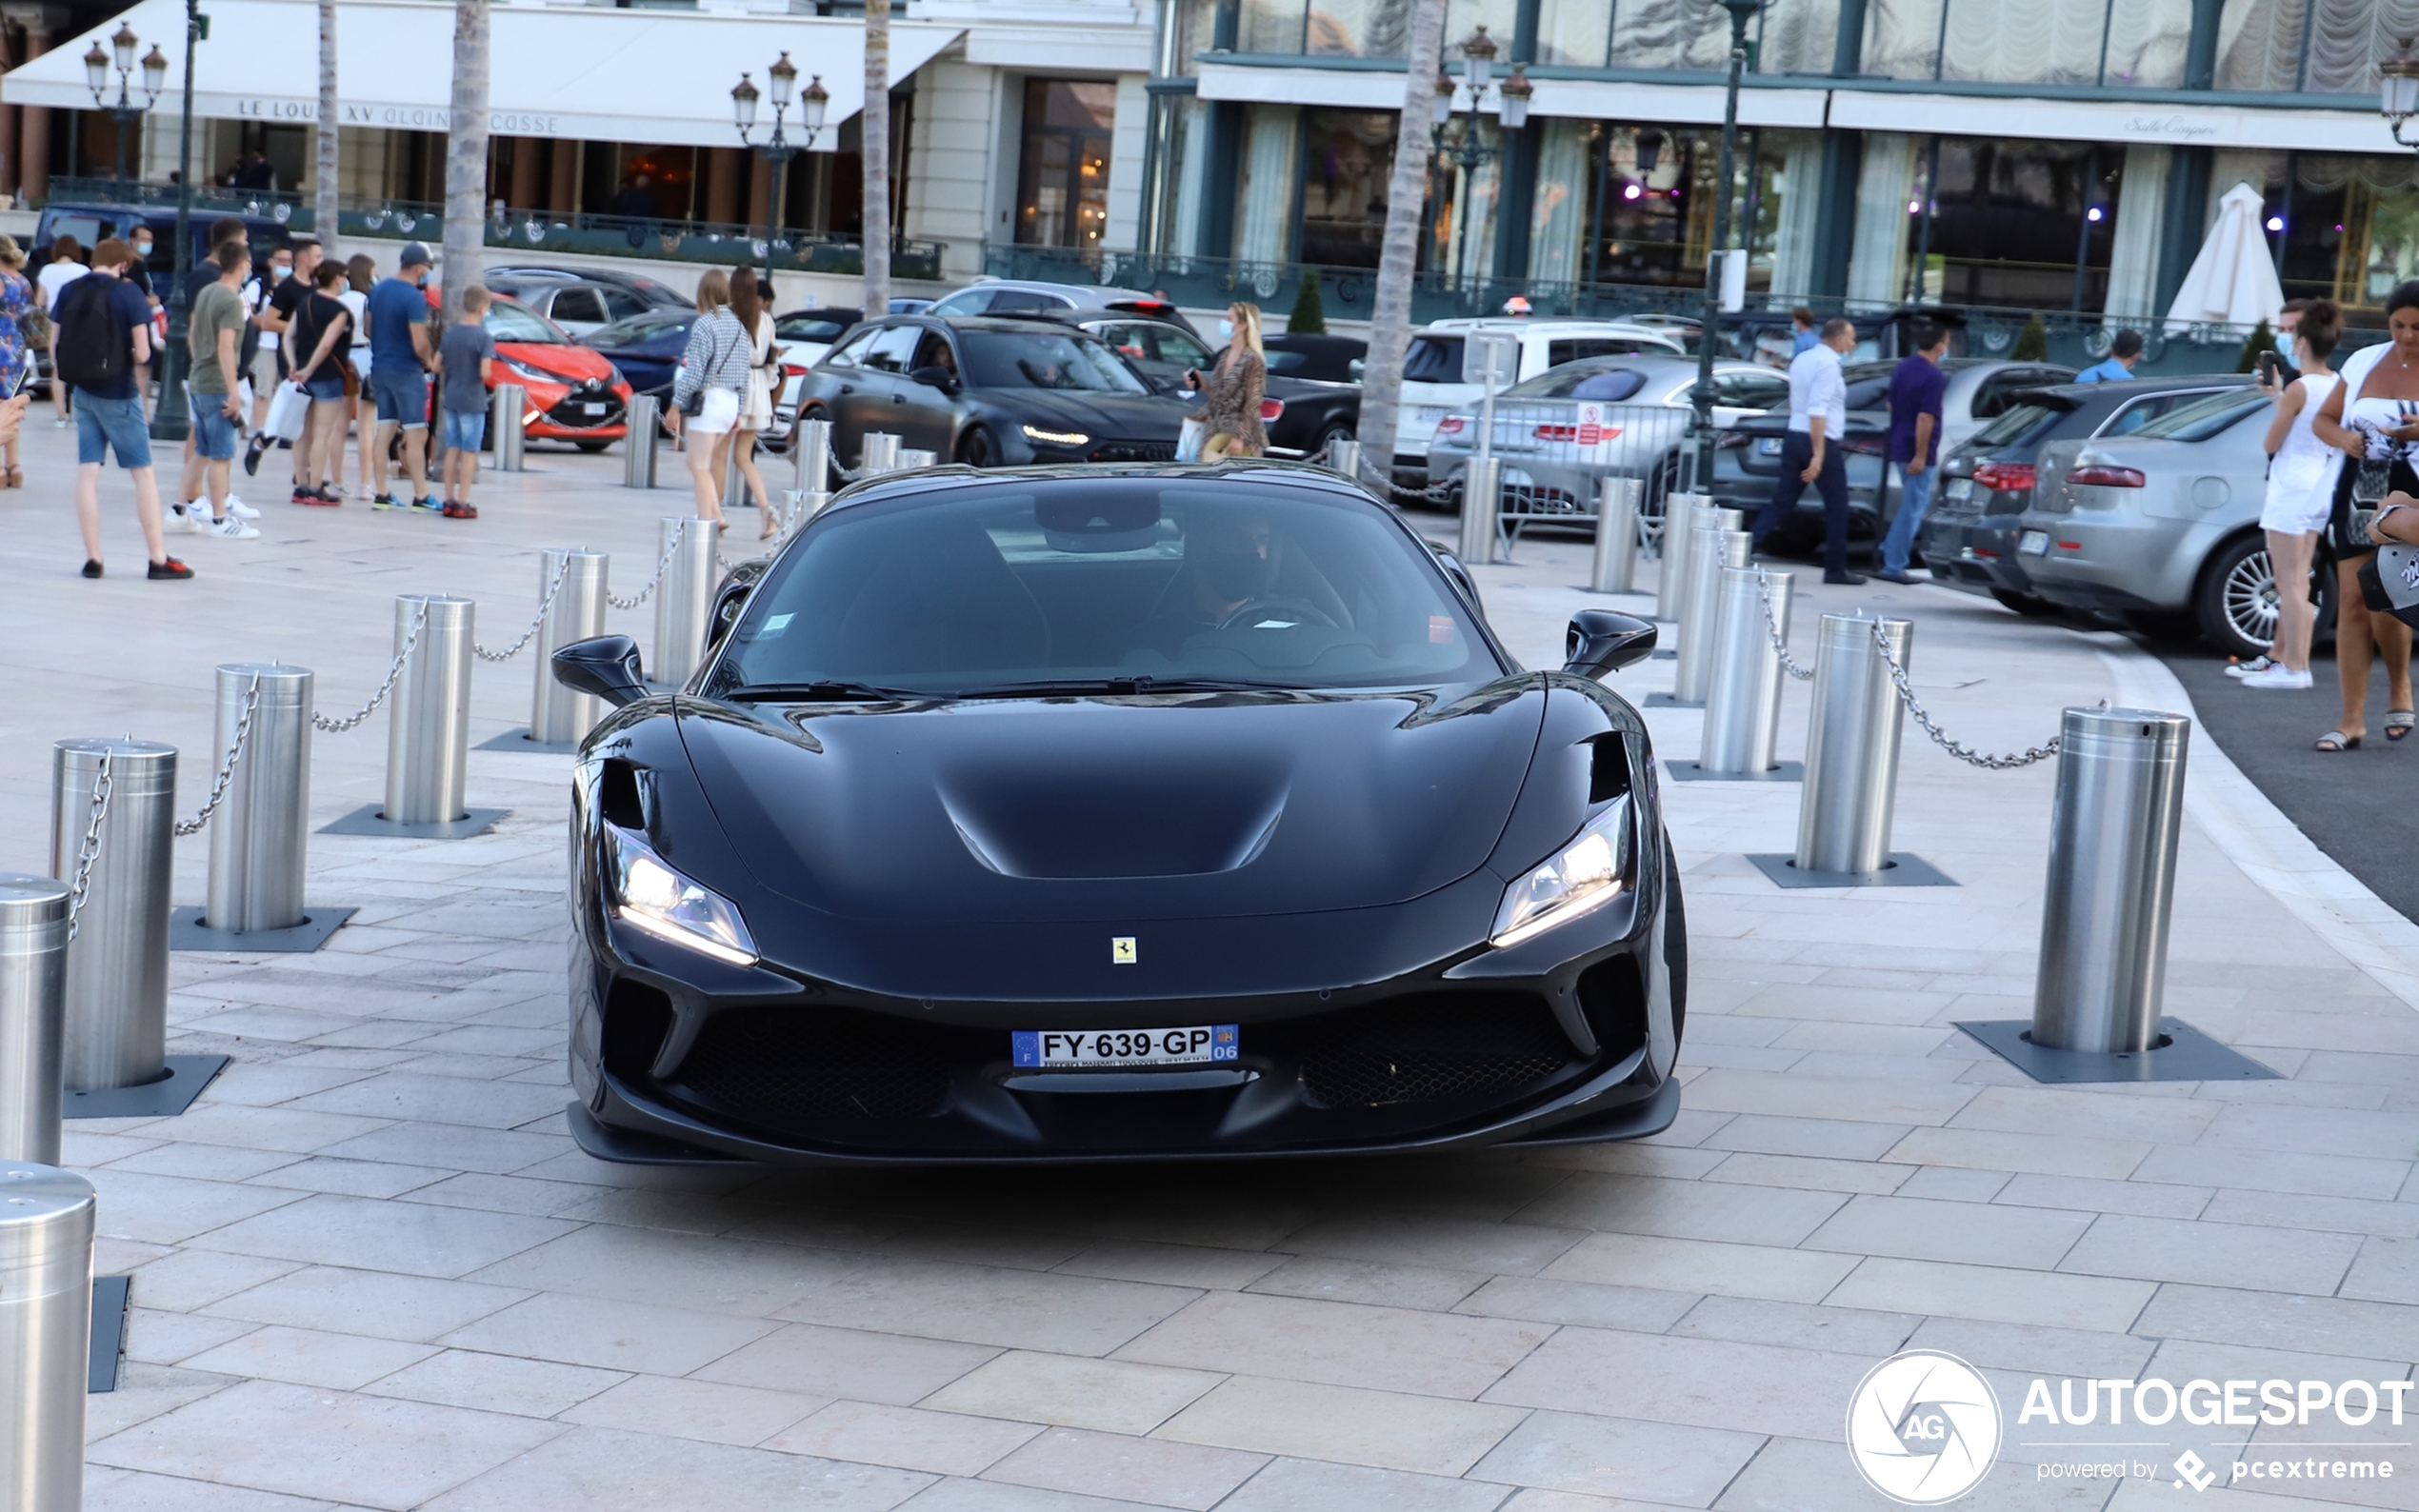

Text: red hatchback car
xmin=472 ymin=295 xmax=634 ymax=450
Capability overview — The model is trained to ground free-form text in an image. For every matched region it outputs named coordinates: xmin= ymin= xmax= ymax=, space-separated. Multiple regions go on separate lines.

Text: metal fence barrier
xmin=1796 ymin=614 xmax=1911 ymax=875
xmin=1590 ymin=477 xmax=1641 ymax=594
xmin=1422 ymin=400 xmax=1692 ymax=535
xmin=1460 ymin=456 xmax=1503 ymax=567
xmin=2031 ymin=708 xmax=2190 ymax=1053
xmin=1670 ymin=518 xmax=1747 ymax=705
xmin=1656 ymin=492 xmax=1711 ymax=621
xmin=1701 ymin=567 xmax=1792 ymax=776
xmin=653 ymin=518 xmax=717 ymax=688
xmin=624 ymin=396 xmax=660 ymax=489
xmin=204 ymin=666 xmax=311 ymax=935
xmin=490 ymin=384 xmax=527 ymax=473
xmin=0 ymin=878 xmax=68 ymax=1165
xmin=385 ymin=595 xmax=474 ymax=826
xmin=0 ymin=1162 xmax=92 ymax=1512
xmin=530 ymin=550 xmax=609 ymax=745
xmin=50 ymin=740 xmax=174 ymax=1094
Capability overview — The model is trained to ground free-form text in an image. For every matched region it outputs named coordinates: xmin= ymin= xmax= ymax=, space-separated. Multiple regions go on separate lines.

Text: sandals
xmin=2390 ymin=711 xmax=2415 ymax=742
xmin=2318 ymin=729 xmax=2363 ymax=751
xmin=5 ymin=467 xmax=22 ymax=488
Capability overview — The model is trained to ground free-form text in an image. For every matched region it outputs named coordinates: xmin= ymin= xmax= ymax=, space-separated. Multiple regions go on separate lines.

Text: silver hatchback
xmin=2013 ymin=388 xmax=2289 ymax=657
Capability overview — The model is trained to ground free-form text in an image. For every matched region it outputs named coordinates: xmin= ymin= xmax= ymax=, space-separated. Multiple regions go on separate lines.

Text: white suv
xmin=1395 ymin=318 xmax=1688 ymax=470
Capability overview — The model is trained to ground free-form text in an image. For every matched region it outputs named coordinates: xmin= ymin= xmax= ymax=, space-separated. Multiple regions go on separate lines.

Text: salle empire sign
xmin=230 ymin=98 xmax=566 ymax=135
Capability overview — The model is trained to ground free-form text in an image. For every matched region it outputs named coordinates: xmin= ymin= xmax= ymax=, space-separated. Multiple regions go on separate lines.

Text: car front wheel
xmin=956 ymin=425 xmax=1000 ymax=468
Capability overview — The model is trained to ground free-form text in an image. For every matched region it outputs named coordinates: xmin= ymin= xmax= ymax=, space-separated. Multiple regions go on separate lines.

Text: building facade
xmin=1136 ymin=0 xmax=2419 ymax=319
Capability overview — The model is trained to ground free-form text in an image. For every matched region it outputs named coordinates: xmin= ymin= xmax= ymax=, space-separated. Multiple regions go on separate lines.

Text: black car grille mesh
xmin=671 ymin=1007 xmax=952 ymax=1123
xmin=1089 ymin=440 xmax=1178 ymax=463
xmin=544 ymin=395 xmax=626 ymax=430
xmin=1297 ymin=994 xmax=1573 ymax=1110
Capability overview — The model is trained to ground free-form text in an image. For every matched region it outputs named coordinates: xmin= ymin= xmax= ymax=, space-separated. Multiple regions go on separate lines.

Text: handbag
xmin=1175 ymin=417 xmax=1206 ymax=464
xmin=261 ymin=378 xmax=310 ymax=442
xmin=678 ymin=320 xmax=729 ymax=418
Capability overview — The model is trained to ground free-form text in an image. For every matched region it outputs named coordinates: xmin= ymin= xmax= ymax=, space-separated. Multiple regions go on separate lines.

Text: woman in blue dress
xmin=0 ymin=236 xmax=35 ymax=487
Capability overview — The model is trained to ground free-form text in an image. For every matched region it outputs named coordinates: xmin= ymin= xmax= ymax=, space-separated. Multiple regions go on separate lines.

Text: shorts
xmin=250 ymin=345 xmax=282 ymax=394
xmin=190 ymin=395 xmax=237 ymax=461
xmin=370 ymin=366 xmax=429 ymax=428
xmin=350 ymin=344 xmax=371 ymax=379
xmin=2260 ymin=491 xmax=2331 ymax=535
xmin=73 ymin=389 xmax=152 ymax=469
xmin=441 ymin=408 xmax=486 ymax=453
xmin=687 ymin=386 xmax=739 ymax=435
xmin=302 ymin=368 xmax=347 ymax=404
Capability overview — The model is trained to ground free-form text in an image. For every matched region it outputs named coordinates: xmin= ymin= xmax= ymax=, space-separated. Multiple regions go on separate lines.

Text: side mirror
xmin=1565 ymin=610 xmax=1656 ymax=678
xmin=908 ymin=365 xmax=957 ymax=394
xmin=552 ymin=635 xmax=649 ymax=706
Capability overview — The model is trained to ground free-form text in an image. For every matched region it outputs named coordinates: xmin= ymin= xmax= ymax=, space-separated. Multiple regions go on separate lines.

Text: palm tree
xmin=315 ymin=0 xmax=338 ymax=246
xmin=861 ymin=0 xmax=890 ymax=316
xmin=1352 ymin=0 xmax=1447 ymax=489
xmin=440 ymin=0 xmax=490 ymax=322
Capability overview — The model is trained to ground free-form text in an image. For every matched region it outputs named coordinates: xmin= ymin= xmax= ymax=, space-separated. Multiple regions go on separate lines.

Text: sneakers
xmin=1873 ymin=568 xmax=1919 ymax=585
xmin=2225 ymin=655 xmax=2275 ymax=678
xmin=242 ymin=434 xmax=270 ymax=476
xmin=226 ymin=494 xmax=259 ymax=520
xmin=370 ymin=492 xmax=402 ymax=510
xmin=442 ymin=500 xmax=479 ymax=519
xmin=206 ymin=514 xmax=260 ymax=539
xmin=412 ymin=495 xmax=445 ymax=513
xmin=293 ymin=486 xmax=339 ymax=507
xmin=166 ymin=503 xmax=205 ymax=534
xmin=148 ymin=557 xmax=194 ymax=580
xmin=2239 ymin=665 xmax=2314 ymax=689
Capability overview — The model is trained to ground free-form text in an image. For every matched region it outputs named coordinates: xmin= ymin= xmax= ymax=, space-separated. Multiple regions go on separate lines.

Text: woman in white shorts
xmin=666 ymin=268 xmax=750 ymax=529
xmin=2244 ymin=297 xmax=2343 ymax=690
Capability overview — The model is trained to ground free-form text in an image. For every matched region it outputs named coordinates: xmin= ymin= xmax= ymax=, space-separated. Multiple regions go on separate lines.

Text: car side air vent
xmin=599 ymin=759 xmax=647 ymax=829
xmin=1589 ymin=735 xmax=1630 ymax=805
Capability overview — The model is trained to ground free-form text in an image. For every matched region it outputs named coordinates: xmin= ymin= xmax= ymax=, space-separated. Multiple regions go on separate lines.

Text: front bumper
xmin=1917 ymin=511 xmax=2036 ymax=596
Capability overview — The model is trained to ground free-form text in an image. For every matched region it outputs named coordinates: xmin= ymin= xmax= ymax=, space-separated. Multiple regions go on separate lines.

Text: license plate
xmin=1946 ymin=478 xmax=1973 ymax=501
xmin=1759 ymin=437 xmax=1782 ymax=456
xmin=2019 ymin=529 xmax=2049 ymax=556
xmin=1013 ymin=1025 xmax=1238 ymax=1068
xmin=584 ymin=403 xmax=607 ymax=416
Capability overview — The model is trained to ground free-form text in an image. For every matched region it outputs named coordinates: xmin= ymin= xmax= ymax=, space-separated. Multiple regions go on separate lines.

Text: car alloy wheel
xmin=2197 ymin=533 xmax=2305 ymax=661
xmin=957 ymin=426 xmax=998 ymax=468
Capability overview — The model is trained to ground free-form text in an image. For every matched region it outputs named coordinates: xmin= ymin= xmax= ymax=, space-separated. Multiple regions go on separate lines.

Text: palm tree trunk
xmin=315 ymin=0 xmax=338 ymax=244
xmin=861 ymin=0 xmax=891 ymax=316
xmin=1351 ymin=0 xmax=1447 ymax=490
xmin=440 ymin=0 xmax=490 ymax=322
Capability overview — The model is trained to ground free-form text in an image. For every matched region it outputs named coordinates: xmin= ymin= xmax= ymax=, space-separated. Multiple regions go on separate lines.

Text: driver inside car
xmin=1136 ymin=509 xmax=1287 ymax=654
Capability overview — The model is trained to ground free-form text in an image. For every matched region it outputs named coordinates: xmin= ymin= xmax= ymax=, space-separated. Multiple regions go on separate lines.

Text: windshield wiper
xmin=952 ymin=676 xmax=1301 ymax=699
xmin=725 ymin=681 xmax=920 ymax=702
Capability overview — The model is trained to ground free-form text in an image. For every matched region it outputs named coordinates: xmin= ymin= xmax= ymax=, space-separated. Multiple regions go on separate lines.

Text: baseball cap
xmin=399 ymin=241 xmax=431 ymax=269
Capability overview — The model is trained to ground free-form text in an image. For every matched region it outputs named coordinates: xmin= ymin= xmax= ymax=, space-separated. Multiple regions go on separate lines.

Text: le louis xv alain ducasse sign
xmin=230 ymin=97 xmax=565 ymax=136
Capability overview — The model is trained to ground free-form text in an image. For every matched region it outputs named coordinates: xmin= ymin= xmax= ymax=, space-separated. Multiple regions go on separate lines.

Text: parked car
xmin=33 ymin=200 xmax=291 ymax=306
xmin=1709 ymin=358 xmax=2077 ymax=552
xmin=581 ymin=308 xmax=695 ymax=408
xmin=794 ymin=314 xmax=1191 ymax=472
xmin=484 ymin=263 xmax=692 ymax=309
xmin=2013 ymin=387 xmax=2285 ymax=656
xmin=926 ymin=279 xmax=1199 ymax=336
xmin=1085 ymin=321 xmax=1368 ymax=460
xmin=549 ymin=463 xmax=1682 ymax=1164
xmin=1428 ymin=356 xmax=1788 ymax=532
xmin=766 ymin=307 xmax=865 ymax=448
xmin=480 ymin=296 xmax=635 ymax=451
xmin=1396 ymin=319 xmax=1688 ymax=475
xmin=1919 ymin=375 xmax=2256 ymax=615
xmin=482 ymin=273 xmax=661 ymax=338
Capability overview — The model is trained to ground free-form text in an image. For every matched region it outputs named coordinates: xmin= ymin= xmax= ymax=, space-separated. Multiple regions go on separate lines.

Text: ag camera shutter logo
xmin=1846 ymin=1350 xmax=2003 ymax=1504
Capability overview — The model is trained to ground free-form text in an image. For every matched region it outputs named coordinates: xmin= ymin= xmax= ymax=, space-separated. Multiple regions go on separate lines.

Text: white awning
xmin=1 ymin=0 xmax=964 ymax=152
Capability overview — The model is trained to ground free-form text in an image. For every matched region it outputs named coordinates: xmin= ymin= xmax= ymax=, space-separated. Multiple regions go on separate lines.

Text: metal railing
xmin=1418 ymin=400 xmax=1696 ymax=542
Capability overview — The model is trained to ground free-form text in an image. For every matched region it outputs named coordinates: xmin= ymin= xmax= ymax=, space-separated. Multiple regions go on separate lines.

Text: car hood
xmin=674 ymin=684 xmax=1546 ymax=925
xmin=500 ymin=342 xmax=614 ymax=381
xmin=971 ymin=387 xmax=1189 ymax=438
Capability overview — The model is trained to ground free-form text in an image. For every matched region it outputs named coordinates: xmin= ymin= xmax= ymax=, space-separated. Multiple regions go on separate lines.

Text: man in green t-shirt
xmin=171 ymin=239 xmax=259 ymax=539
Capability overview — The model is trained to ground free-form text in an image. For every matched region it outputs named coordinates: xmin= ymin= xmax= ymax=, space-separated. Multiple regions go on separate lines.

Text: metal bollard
xmin=623 ymin=395 xmax=661 ymax=488
xmin=1701 ymin=568 xmax=1791 ymax=776
xmin=1795 ymin=614 xmax=1911 ymax=875
xmin=0 ymin=877 xmax=68 ymax=1165
xmin=722 ymin=436 xmax=750 ymax=511
xmin=2031 ymin=708 xmax=2190 ymax=1053
xmin=793 ymin=415 xmax=831 ymax=493
xmin=205 ymin=666 xmax=312 ymax=935
xmin=50 ymin=740 xmax=174 ymax=1094
xmin=490 ymin=384 xmax=527 ymax=472
xmin=1326 ymin=438 xmax=1363 ymax=480
xmin=1671 ymin=525 xmax=1749 ymax=704
xmin=0 ymin=1163 xmax=92 ymax=1512
xmin=530 ymin=550 xmax=609 ymax=745
xmin=1460 ymin=455 xmax=1503 ymax=567
xmin=1654 ymin=491 xmax=1709 ymax=620
xmin=898 ymin=448 xmax=937 ymax=470
xmin=1590 ymin=476 xmax=1641 ymax=593
xmin=860 ymin=431 xmax=901 ymax=476
xmin=653 ymin=518 xmax=718 ymax=689
xmin=385 ymin=595 xmax=474 ymax=826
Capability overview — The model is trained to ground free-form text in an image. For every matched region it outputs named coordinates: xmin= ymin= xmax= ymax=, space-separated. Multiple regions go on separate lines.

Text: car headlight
xmin=501 ymin=357 xmax=557 ymax=384
xmin=607 ymin=825 xmax=757 ymax=966
xmin=1022 ymin=425 xmax=1090 ymax=447
xmin=1490 ymin=795 xmax=1632 ymax=948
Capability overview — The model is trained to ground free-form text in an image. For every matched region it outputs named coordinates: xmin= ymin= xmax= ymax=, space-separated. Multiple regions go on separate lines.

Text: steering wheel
xmin=1218 ymin=596 xmax=1338 ymax=631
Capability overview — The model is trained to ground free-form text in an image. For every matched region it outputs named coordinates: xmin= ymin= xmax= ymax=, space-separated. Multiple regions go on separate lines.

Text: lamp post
xmin=733 ymin=53 xmax=828 ymax=249
xmin=1429 ymin=28 xmax=1529 ymax=299
xmin=2385 ymin=39 xmax=2419 ymax=148
xmin=1689 ymin=0 xmax=1765 ymax=485
xmin=85 ymin=25 xmax=167 ymax=187
xmin=150 ymin=0 xmax=201 ymax=443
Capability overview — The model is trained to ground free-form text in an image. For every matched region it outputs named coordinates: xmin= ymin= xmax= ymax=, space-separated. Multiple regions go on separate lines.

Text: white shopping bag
xmin=261 ymin=380 xmax=310 ymax=442
xmin=1175 ymin=417 xmax=1206 ymax=464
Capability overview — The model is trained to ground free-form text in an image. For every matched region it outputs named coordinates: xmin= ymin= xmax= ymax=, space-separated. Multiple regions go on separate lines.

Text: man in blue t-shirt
xmin=65 ymin=237 xmax=190 ymax=581
xmin=364 ymin=242 xmax=438 ymax=510
xmin=1875 ymin=323 xmax=1951 ymax=585
xmin=2076 ymin=328 xmax=2144 ymax=384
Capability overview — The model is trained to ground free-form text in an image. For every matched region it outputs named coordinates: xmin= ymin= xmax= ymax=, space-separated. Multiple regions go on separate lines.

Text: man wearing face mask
xmin=125 ymin=225 xmax=159 ymax=415
xmin=1137 ymin=509 xmax=1281 ymax=655
xmin=244 ymin=245 xmax=293 ymax=429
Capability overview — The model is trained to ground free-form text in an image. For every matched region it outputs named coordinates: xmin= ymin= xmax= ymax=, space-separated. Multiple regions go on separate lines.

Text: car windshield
xmin=1972 ymin=402 xmax=2064 ymax=450
xmin=776 ymin=314 xmax=853 ymax=342
xmin=960 ymin=331 xmax=1149 ymax=392
xmin=484 ymin=302 xmax=566 ymax=345
xmin=1503 ymin=363 xmax=1647 ymax=401
xmin=709 ymin=480 xmax=1501 ymax=697
xmin=1403 ymin=335 xmax=1465 ymax=384
xmin=592 ymin=310 xmax=690 ymax=343
xmin=2133 ymin=388 xmax=2269 ymax=442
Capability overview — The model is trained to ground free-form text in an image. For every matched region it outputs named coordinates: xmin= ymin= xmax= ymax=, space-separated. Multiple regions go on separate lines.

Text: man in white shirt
xmin=1750 ymin=315 xmax=1864 ymax=585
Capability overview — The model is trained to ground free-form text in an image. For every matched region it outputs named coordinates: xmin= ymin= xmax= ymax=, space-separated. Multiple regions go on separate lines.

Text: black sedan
xmin=798 ymin=315 xmax=1191 ymax=472
xmin=549 ymin=464 xmax=1684 ymax=1164
xmin=1086 ymin=323 xmax=1367 ymax=460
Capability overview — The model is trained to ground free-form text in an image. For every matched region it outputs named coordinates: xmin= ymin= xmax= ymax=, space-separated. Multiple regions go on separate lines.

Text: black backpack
xmin=52 ymin=276 xmax=126 ymax=392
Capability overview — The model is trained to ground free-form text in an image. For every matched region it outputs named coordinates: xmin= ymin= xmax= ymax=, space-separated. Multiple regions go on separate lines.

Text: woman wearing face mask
xmin=1184 ymin=303 xmax=1267 ymax=460
xmin=2240 ymin=298 xmax=2342 ymax=692
xmin=2309 ymin=282 xmax=2419 ymax=749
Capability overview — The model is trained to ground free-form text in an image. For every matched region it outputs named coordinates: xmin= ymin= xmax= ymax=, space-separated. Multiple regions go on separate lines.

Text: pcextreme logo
xmin=1846 ymin=1352 xmax=2409 ymax=1503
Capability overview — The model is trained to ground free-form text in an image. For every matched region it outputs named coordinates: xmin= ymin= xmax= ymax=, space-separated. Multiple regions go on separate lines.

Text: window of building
xmin=1861 ymin=0 xmax=2191 ymax=86
xmin=1300 ymin=109 xmax=1397 ymax=269
xmin=1563 ymin=124 xmax=1792 ymax=293
xmin=1015 ymin=80 xmax=1117 ymax=249
xmin=1910 ymin=138 xmax=2126 ymax=309
xmin=2237 ymin=154 xmax=2419 ymax=314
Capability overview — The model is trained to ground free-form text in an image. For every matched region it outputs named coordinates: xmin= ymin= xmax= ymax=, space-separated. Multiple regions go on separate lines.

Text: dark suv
xmin=1918 ymin=375 xmax=2256 ymax=614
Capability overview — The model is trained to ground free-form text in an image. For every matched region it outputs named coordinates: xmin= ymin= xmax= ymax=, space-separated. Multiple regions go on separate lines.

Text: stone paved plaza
xmin=14 ymin=421 xmax=2419 ymax=1511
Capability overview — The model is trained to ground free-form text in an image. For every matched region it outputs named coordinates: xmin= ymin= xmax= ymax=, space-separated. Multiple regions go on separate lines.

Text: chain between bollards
xmin=172 ymin=676 xmax=261 ymax=837
xmin=607 ymin=523 xmax=685 ymax=610
xmin=63 ymin=750 xmax=111 ymax=943
xmin=1869 ymin=618 xmax=2064 ymax=770
xmin=313 ymin=601 xmax=430 ymax=735
xmin=1754 ymin=572 xmax=1816 ymax=683
xmin=474 ymin=553 xmax=574 ymax=663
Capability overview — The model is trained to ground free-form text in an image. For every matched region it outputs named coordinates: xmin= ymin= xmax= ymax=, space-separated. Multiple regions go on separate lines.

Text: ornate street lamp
xmin=1431 ymin=27 xmax=1529 ymax=294
xmin=733 ymin=52 xmax=828 ymax=249
xmin=86 ymin=22 xmax=165 ymax=186
xmin=2385 ymin=38 xmax=2419 ymax=147
xmin=1690 ymin=0 xmax=1766 ymax=484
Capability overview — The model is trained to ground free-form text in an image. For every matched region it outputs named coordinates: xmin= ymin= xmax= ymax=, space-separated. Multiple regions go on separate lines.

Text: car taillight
xmin=1434 ymin=416 xmax=1466 ymax=435
xmin=1715 ymin=430 xmax=1750 ymax=449
xmin=1535 ymin=424 xmax=1576 ymax=442
xmin=1259 ymin=397 xmax=1285 ymax=421
xmin=1842 ymin=435 xmax=1887 ymax=455
xmin=1972 ymin=462 xmax=2036 ymax=491
xmin=2068 ymin=466 xmax=2146 ymax=487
